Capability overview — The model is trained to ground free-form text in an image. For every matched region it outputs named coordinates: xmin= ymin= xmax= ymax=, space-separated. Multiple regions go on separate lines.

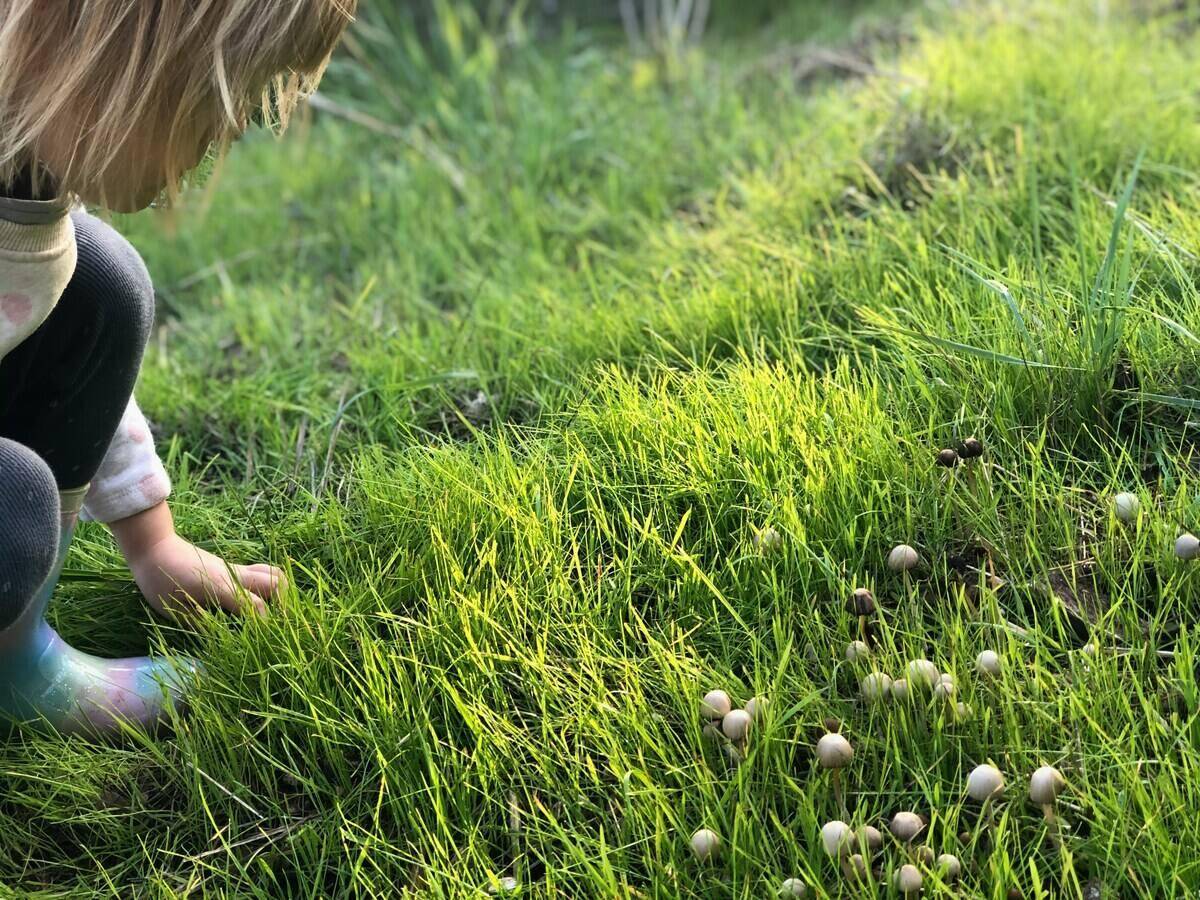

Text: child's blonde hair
xmin=0 ymin=0 xmax=356 ymax=201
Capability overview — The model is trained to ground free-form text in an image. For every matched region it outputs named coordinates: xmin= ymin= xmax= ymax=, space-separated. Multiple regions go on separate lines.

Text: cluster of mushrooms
xmin=690 ymin=748 xmax=1069 ymax=897
xmin=1111 ymin=491 xmax=1199 ymax=561
xmin=684 ymin=436 xmax=1142 ymax=894
xmin=700 ymin=689 xmax=767 ymax=766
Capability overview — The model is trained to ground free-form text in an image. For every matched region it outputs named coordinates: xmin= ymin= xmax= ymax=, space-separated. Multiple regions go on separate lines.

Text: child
xmin=0 ymin=0 xmax=357 ymax=733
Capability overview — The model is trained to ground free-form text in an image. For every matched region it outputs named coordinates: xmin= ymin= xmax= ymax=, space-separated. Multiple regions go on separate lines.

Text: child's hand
xmin=129 ymin=533 xmax=286 ymax=620
xmin=109 ymin=501 xmax=287 ymax=621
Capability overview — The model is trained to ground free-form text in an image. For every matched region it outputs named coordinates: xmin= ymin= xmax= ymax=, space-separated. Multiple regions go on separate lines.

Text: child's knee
xmin=0 ymin=439 xmax=60 ymax=629
xmin=68 ymin=211 xmax=155 ymax=353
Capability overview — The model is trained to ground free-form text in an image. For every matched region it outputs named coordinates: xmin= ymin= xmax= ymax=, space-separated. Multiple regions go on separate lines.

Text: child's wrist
xmin=108 ymin=500 xmax=176 ymax=565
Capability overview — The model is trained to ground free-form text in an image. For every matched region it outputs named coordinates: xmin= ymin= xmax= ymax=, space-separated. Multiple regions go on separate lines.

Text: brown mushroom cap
xmin=846 ymin=588 xmax=876 ymax=616
xmin=937 ymin=448 xmax=960 ymax=468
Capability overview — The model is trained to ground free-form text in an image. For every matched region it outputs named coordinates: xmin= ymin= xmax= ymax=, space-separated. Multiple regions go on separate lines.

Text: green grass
xmin=5 ymin=0 xmax=1200 ymax=895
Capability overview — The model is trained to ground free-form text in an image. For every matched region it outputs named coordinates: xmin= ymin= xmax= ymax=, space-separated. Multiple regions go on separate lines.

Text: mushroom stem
xmin=858 ymin=613 xmax=868 ymax=642
xmin=832 ymin=769 xmax=847 ymax=818
xmin=1041 ymin=803 xmax=1061 ymax=848
xmin=973 ymin=795 xmax=996 ymax=842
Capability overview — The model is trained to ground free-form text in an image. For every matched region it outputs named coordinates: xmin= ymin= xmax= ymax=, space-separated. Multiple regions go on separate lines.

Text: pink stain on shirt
xmin=138 ymin=472 xmax=167 ymax=502
xmin=0 ymin=292 xmax=33 ymax=326
xmin=127 ymin=425 xmax=149 ymax=444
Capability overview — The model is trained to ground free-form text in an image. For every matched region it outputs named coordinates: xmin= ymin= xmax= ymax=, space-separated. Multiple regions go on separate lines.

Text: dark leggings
xmin=0 ymin=211 xmax=154 ymax=630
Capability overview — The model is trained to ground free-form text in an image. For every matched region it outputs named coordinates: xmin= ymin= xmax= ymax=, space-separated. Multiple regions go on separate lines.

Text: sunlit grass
xmin=4 ymin=0 xmax=1200 ymax=896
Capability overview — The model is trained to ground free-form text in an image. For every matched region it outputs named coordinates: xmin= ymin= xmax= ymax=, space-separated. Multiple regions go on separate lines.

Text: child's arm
xmin=86 ymin=399 xmax=285 ymax=619
xmin=109 ymin=500 xmax=285 ymax=620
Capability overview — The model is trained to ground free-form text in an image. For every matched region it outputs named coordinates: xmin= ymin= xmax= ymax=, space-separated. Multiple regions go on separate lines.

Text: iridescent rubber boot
xmin=0 ymin=486 xmax=198 ymax=734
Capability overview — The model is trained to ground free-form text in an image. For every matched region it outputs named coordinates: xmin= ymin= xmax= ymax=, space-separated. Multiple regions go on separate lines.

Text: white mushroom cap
xmin=690 ymin=828 xmax=721 ymax=861
xmin=938 ymin=672 xmax=956 ymax=687
xmin=845 ymin=854 xmax=869 ymax=881
xmin=954 ymin=701 xmax=973 ymax=721
xmin=888 ymin=544 xmax=920 ymax=573
xmin=889 ymin=811 xmax=925 ymax=842
xmin=820 ymin=820 xmax=854 ymax=857
xmin=846 ymin=640 xmax=871 ymax=663
xmin=701 ymin=690 xmax=732 ymax=721
xmin=754 ymin=526 xmax=783 ymax=551
xmin=975 ymin=650 xmax=1001 ymax=677
xmin=914 ymin=846 xmax=935 ymax=867
xmin=893 ymin=864 xmax=923 ymax=894
xmin=891 ymin=678 xmax=911 ymax=701
xmin=778 ymin=878 xmax=808 ymax=897
xmin=816 ymin=732 xmax=854 ymax=769
xmin=937 ymin=854 xmax=962 ymax=881
xmin=745 ymin=696 xmax=768 ymax=721
xmin=1029 ymin=766 xmax=1066 ymax=804
xmin=488 ymin=876 xmax=519 ymax=894
xmin=702 ymin=722 xmax=723 ymax=742
xmin=1114 ymin=492 xmax=1140 ymax=523
xmin=933 ymin=681 xmax=956 ymax=701
xmin=861 ymin=672 xmax=893 ymax=702
xmin=1176 ymin=533 xmax=1200 ymax=561
xmin=722 ymin=709 xmax=752 ymax=742
xmin=906 ymin=659 xmax=940 ymax=688
xmin=966 ymin=764 xmax=1005 ymax=801
xmin=859 ymin=824 xmax=883 ymax=854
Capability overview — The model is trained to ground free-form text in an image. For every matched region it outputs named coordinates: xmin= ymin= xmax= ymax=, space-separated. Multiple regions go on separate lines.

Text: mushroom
xmin=701 ymin=690 xmax=732 ymax=721
xmin=937 ymin=853 xmax=962 ymax=882
xmin=937 ymin=448 xmax=960 ymax=468
xmin=960 ymin=437 xmax=984 ymax=459
xmin=889 ymin=811 xmax=925 ymax=843
xmin=954 ymin=701 xmax=973 ymax=721
xmin=914 ymin=846 xmax=935 ymax=867
xmin=893 ymin=864 xmax=923 ymax=896
xmin=859 ymin=825 xmax=883 ymax=855
xmin=906 ymin=659 xmax=940 ymax=689
xmin=1029 ymin=765 xmax=1066 ymax=845
xmin=745 ymin=696 xmax=768 ymax=721
xmin=778 ymin=878 xmax=808 ymax=897
xmin=933 ymin=680 xmax=955 ymax=701
xmin=690 ymin=828 xmax=721 ymax=862
xmin=846 ymin=640 xmax=870 ymax=663
xmin=967 ymin=763 xmax=1005 ymax=832
xmin=754 ymin=526 xmax=783 ymax=553
xmin=844 ymin=853 xmax=869 ymax=883
xmin=966 ymin=764 xmax=1005 ymax=802
xmin=487 ymin=876 xmax=519 ymax=895
xmin=1113 ymin=492 xmax=1140 ymax=524
xmin=816 ymin=733 xmax=854 ymax=813
xmin=888 ymin=544 xmax=920 ymax=574
xmin=722 ymin=709 xmax=752 ymax=743
xmin=846 ymin=588 xmax=876 ymax=640
xmin=820 ymin=820 xmax=854 ymax=857
xmin=975 ymin=650 xmax=1001 ymax=678
xmin=891 ymin=678 xmax=911 ymax=701
xmin=861 ymin=672 xmax=893 ymax=702
xmin=702 ymin=722 xmax=723 ymax=742
xmin=1176 ymin=533 xmax=1200 ymax=561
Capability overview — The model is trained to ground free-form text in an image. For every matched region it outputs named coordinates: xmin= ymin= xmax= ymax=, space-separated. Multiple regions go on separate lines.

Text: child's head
xmin=0 ymin=0 xmax=357 ymax=211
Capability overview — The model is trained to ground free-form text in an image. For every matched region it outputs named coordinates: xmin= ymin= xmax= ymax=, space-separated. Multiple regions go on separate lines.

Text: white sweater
xmin=0 ymin=199 xmax=170 ymax=522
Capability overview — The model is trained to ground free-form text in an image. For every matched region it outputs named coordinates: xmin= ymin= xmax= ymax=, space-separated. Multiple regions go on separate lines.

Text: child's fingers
xmin=217 ymin=583 xmax=268 ymax=618
xmin=236 ymin=564 xmax=286 ymax=598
